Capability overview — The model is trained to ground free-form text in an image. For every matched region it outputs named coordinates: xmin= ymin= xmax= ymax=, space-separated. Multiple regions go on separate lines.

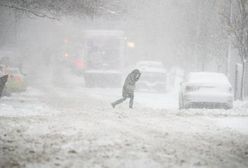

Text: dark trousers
xmin=112 ymin=95 xmax=134 ymax=108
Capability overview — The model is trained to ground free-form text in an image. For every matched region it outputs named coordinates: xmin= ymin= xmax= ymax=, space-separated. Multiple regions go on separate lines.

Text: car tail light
xmin=15 ymin=76 xmax=22 ymax=82
xmin=186 ymin=86 xmax=200 ymax=92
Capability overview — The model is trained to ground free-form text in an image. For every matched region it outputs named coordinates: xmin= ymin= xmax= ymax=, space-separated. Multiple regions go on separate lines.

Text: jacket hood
xmin=130 ymin=69 xmax=141 ymax=82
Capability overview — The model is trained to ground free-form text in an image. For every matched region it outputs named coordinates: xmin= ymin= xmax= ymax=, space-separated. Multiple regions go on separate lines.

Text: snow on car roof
xmin=136 ymin=61 xmax=166 ymax=73
xmin=139 ymin=67 xmax=167 ymax=73
xmin=136 ymin=61 xmax=163 ymax=67
xmin=187 ymin=72 xmax=230 ymax=85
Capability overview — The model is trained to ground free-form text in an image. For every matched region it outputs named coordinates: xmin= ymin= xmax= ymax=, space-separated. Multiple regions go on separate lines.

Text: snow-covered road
xmin=0 ymin=87 xmax=248 ymax=168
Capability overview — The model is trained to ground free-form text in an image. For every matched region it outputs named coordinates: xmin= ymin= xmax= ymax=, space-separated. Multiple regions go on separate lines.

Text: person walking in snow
xmin=0 ymin=75 xmax=8 ymax=98
xmin=111 ymin=69 xmax=141 ymax=109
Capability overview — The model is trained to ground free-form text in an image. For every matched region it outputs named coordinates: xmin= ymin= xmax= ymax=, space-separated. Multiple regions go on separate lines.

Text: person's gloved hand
xmin=135 ymin=73 xmax=141 ymax=81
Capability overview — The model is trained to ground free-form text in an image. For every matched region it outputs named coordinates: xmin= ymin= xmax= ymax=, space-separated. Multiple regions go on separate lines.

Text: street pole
xmin=227 ymin=0 xmax=233 ymax=78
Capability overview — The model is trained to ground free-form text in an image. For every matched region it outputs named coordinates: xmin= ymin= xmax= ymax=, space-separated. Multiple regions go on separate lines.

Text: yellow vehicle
xmin=5 ymin=67 xmax=27 ymax=92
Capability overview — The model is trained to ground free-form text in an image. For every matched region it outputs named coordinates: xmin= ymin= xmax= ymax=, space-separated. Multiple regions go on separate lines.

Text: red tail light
xmin=15 ymin=76 xmax=22 ymax=82
xmin=74 ymin=58 xmax=85 ymax=70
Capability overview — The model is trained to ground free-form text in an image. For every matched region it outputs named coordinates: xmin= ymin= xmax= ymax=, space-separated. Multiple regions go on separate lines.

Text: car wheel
xmin=224 ymin=103 xmax=233 ymax=110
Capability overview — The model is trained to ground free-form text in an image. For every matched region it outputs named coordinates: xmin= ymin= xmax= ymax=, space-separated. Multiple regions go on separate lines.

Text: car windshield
xmin=140 ymin=72 xmax=166 ymax=82
xmin=7 ymin=68 xmax=20 ymax=74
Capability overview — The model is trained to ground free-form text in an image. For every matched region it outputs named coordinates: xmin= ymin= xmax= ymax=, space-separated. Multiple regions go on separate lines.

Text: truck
xmin=83 ymin=30 xmax=125 ymax=87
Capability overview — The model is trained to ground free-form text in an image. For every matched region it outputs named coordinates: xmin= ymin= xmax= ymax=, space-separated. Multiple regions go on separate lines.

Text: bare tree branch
xmin=0 ymin=3 xmax=59 ymax=20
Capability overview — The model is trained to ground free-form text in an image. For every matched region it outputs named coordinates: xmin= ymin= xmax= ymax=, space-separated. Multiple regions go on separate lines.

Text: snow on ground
xmin=85 ymin=88 xmax=178 ymax=110
xmin=0 ymin=87 xmax=58 ymax=117
xmin=215 ymin=117 xmax=248 ymax=135
xmin=0 ymin=86 xmax=248 ymax=168
xmin=86 ymin=87 xmax=248 ymax=116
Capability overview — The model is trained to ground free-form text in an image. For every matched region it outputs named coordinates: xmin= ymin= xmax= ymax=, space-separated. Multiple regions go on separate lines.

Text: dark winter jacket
xmin=0 ymin=75 xmax=8 ymax=97
xmin=122 ymin=69 xmax=141 ymax=97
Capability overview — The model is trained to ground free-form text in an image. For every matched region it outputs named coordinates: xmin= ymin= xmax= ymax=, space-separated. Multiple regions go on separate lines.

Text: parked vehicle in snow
xmin=83 ymin=30 xmax=125 ymax=87
xmin=135 ymin=61 xmax=167 ymax=92
xmin=5 ymin=67 xmax=27 ymax=92
xmin=179 ymin=72 xmax=233 ymax=109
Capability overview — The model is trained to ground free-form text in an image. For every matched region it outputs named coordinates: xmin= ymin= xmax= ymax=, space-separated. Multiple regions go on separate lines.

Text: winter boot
xmin=111 ymin=103 xmax=116 ymax=108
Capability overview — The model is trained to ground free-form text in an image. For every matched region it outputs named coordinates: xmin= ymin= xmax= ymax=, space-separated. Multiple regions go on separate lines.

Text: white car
xmin=135 ymin=61 xmax=167 ymax=92
xmin=179 ymin=72 xmax=233 ymax=109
